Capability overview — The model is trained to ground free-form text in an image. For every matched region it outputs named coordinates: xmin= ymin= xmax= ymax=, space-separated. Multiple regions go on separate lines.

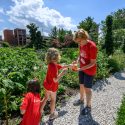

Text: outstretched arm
xmin=72 ymin=56 xmax=80 ymax=64
xmin=53 ymin=68 xmax=68 ymax=83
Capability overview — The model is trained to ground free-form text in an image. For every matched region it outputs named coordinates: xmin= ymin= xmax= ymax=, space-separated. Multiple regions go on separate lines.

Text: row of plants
xmin=0 ymin=48 xmax=45 ymax=125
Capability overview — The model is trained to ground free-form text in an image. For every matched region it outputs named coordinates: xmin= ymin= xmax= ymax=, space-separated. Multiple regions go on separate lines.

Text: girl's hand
xmin=72 ymin=60 xmax=77 ymax=64
xmin=71 ymin=64 xmax=78 ymax=71
xmin=76 ymin=68 xmax=81 ymax=72
xmin=62 ymin=68 xmax=68 ymax=74
xmin=41 ymin=109 xmax=44 ymax=114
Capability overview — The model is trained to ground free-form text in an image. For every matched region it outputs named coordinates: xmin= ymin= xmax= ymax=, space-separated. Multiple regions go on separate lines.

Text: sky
xmin=0 ymin=0 xmax=125 ymax=37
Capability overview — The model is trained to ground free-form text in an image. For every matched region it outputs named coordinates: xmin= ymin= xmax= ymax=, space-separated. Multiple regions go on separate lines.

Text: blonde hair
xmin=73 ymin=29 xmax=89 ymax=41
xmin=45 ymin=48 xmax=61 ymax=64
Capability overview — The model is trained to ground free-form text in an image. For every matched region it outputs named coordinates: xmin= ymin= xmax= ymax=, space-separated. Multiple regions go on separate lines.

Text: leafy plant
xmin=96 ymin=50 xmax=109 ymax=79
xmin=108 ymin=51 xmax=125 ymax=73
xmin=1 ymin=41 xmax=10 ymax=47
xmin=0 ymin=48 xmax=45 ymax=124
xmin=116 ymin=95 xmax=125 ymax=125
xmin=57 ymin=85 xmax=66 ymax=95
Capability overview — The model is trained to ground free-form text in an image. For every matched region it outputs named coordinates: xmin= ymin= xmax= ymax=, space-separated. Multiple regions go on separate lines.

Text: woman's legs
xmin=80 ymin=84 xmax=85 ymax=101
xmin=85 ymin=87 xmax=92 ymax=108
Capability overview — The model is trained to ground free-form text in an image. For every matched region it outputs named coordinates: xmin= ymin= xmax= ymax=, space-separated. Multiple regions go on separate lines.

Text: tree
xmin=49 ymin=26 xmax=58 ymax=39
xmin=113 ymin=29 xmax=125 ymax=49
xmin=104 ymin=15 xmax=114 ymax=56
xmin=101 ymin=8 xmax=125 ymax=49
xmin=27 ymin=23 xmax=38 ymax=48
xmin=58 ymin=28 xmax=66 ymax=43
xmin=36 ymin=31 xmax=47 ymax=50
xmin=27 ymin=23 xmax=45 ymax=50
xmin=77 ymin=16 xmax=99 ymax=43
xmin=123 ymin=39 xmax=125 ymax=53
xmin=112 ymin=8 xmax=125 ymax=30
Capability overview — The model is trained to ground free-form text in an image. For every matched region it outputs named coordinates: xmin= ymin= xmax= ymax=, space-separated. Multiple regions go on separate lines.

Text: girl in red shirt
xmin=41 ymin=48 xmax=68 ymax=120
xmin=20 ymin=80 xmax=42 ymax=125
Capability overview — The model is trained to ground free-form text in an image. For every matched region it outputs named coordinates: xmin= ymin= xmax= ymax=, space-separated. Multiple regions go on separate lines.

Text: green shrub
xmin=1 ymin=41 xmax=10 ymax=47
xmin=108 ymin=58 xmax=121 ymax=73
xmin=116 ymin=95 xmax=125 ymax=125
xmin=57 ymin=85 xmax=66 ymax=95
xmin=61 ymin=48 xmax=79 ymax=60
xmin=96 ymin=50 xmax=109 ymax=79
xmin=108 ymin=51 xmax=125 ymax=73
xmin=0 ymin=48 xmax=45 ymax=124
xmin=61 ymin=70 xmax=79 ymax=88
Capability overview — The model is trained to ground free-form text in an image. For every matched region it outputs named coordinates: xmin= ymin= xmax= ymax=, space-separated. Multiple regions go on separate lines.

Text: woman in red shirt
xmin=73 ymin=29 xmax=97 ymax=115
xmin=41 ymin=48 xmax=68 ymax=120
xmin=20 ymin=80 xmax=41 ymax=125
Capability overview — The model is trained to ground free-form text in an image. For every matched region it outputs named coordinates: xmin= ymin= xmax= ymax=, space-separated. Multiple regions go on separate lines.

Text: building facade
xmin=3 ymin=29 xmax=14 ymax=45
xmin=0 ymin=35 xmax=2 ymax=41
xmin=14 ymin=28 xmax=26 ymax=46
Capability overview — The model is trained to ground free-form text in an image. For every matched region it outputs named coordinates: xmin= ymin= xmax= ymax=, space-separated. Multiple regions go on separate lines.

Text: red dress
xmin=20 ymin=92 xmax=41 ymax=125
xmin=43 ymin=63 xmax=62 ymax=92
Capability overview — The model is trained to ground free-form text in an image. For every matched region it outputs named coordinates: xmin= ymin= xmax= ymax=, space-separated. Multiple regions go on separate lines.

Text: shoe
xmin=81 ymin=106 xmax=91 ymax=115
xmin=49 ymin=111 xmax=58 ymax=120
xmin=73 ymin=99 xmax=84 ymax=106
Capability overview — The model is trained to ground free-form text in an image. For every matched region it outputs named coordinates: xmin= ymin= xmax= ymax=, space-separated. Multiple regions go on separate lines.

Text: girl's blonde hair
xmin=73 ymin=29 xmax=89 ymax=41
xmin=45 ymin=48 xmax=61 ymax=64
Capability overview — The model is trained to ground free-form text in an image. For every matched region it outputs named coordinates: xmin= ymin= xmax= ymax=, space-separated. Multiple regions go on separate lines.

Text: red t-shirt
xmin=43 ymin=63 xmax=62 ymax=92
xmin=20 ymin=92 xmax=41 ymax=125
xmin=79 ymin=40 xmax=97 ymax=76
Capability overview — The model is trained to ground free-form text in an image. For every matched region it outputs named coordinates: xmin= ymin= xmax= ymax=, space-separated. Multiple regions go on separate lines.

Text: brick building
xmin=3 ymin=28 xmax=27 ymax=46
xmin=3 ymin=29 xmax=14 ymax=45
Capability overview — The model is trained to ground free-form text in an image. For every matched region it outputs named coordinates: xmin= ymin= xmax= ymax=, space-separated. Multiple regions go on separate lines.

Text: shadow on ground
xmin=41 ymin=110 xmax=68 ymax=125
xmin=78 ymin=105 xmax=100 ymax=125
xmin=93 ymin=72 xmax=125 ymax=92
xmin=92 ymin=78 xmax=111 ymax=92
xmin=113 ymin=72 xmax=125 ymax=80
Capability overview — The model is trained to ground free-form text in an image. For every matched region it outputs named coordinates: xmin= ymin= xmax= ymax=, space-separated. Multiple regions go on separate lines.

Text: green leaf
xmin=2 ymin=79 xmax=14 ymax=89
xmin=15 ymin=82 xmax=25 ymax=90
xmin=10 ymin=101 xmax=18 ymax=110
xmin=0 ymin=88 xmax=6 ymax=95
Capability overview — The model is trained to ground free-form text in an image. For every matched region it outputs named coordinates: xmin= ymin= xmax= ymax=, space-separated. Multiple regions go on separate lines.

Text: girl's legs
xmin=50 ymin=91 xmax=57 ymax=114
xmin=41 ymin=89 xmax=50 ymax=113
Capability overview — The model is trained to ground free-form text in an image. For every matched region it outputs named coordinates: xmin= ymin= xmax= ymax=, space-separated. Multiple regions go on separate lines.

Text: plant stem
xmin=4 ymin=93 xmax=8 ymax=125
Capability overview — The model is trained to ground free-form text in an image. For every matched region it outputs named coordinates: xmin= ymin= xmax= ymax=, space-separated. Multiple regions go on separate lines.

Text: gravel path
xmin=42 ymin=72 xmax=125 ymax=125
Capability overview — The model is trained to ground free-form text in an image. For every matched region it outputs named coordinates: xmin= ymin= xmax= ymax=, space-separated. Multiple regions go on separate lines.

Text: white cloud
xmin=6 ymin=0 xmax=76 ymax=33
xmin=0 ymin=8 xmax=4 ymax=14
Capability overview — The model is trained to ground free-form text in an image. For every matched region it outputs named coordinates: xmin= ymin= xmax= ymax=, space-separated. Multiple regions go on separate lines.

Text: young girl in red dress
xmin=20 ymin=79 xmax=42 ymax=125
xmin=41 ymin=48 xmax=69 ymax=120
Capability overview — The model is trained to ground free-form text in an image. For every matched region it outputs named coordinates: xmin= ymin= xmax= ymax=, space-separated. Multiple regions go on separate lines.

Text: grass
xmin=116 ymin=95 xmax=125 ymax=125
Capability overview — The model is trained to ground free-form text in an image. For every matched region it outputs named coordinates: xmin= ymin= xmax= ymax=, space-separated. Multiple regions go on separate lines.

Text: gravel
xmin=42 ymin=72 xmax=125 ymax=125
